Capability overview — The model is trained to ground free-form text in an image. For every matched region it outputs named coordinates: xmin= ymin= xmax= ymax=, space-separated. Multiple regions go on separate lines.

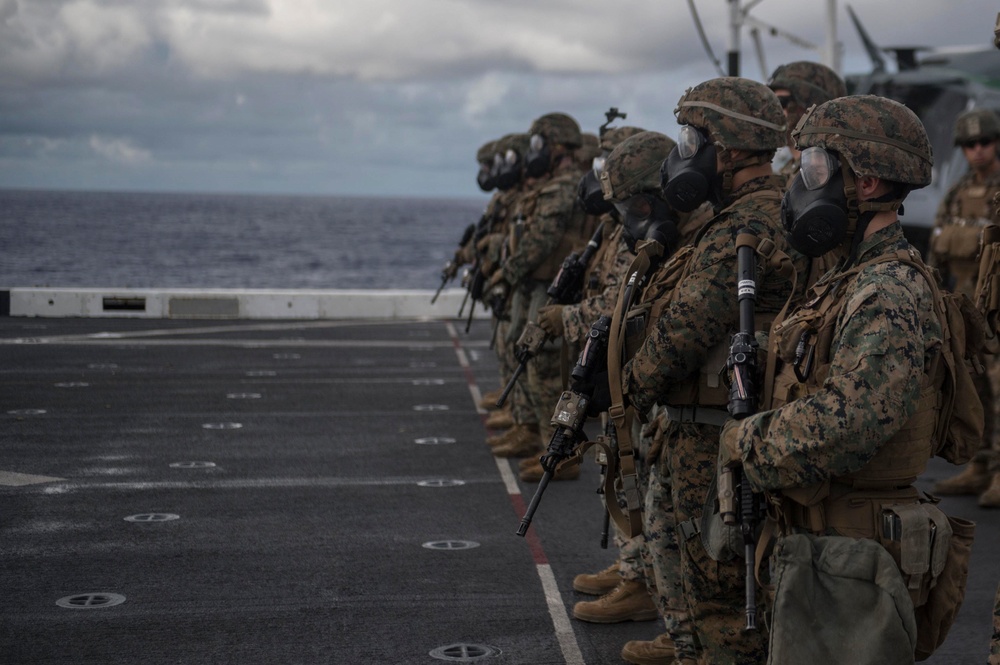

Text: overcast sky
xmin=1 ymin=0 xmax=997 ymax=199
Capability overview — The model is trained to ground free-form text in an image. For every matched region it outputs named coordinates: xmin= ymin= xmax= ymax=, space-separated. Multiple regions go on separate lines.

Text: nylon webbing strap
xmin=605 ymin=241 xmax=662 ymax=538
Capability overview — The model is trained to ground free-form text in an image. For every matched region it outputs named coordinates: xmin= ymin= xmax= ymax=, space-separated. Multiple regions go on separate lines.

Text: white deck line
xmin=1 ymin=287 xmax=490 ymax=320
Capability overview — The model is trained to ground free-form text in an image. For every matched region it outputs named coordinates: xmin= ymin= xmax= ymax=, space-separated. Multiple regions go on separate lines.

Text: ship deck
xmin=0 ymin=315 xmax=994 ymax=664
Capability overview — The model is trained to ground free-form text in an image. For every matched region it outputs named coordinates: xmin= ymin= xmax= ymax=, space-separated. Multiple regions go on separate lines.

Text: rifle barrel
xmin=516 ymin=471 xmax=553 ymax=536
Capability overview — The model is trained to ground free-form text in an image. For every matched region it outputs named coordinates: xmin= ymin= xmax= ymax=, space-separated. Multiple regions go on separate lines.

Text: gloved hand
xmin=719 ymin=418 xmax=744 ymax=468
xmin=536 ymin=304 xmax=565 ymax=337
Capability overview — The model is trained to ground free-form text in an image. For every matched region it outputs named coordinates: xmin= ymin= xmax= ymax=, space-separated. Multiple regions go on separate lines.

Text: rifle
xmin=495 ymin=225 xmax=606 ymax=408
xmin=517 ymin=315 xmax=611 ymax=537
xmin=719 ymin=230 xmax=762 ymax=632
xmin=432 ymin=222 xmax=476 ymax=304
xmin=599 ymin=107 xmax=627 ymax=138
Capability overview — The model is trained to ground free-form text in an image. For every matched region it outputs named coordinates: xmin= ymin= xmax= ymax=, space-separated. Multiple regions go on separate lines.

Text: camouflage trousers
xmin=613 ymin=413 xmax=655 ymax=585
xmin=991 ymin=581 xmax=1000 ymax=665
xmin=662 ymin=420 xmax=767 ymax=665
xmin=644 ymin=413 xmax=701 ymax=660
xmin=974 ymin=355 xmax=1000 ymax=473
xmin=495 ymin=318 xmax=537 ymax=427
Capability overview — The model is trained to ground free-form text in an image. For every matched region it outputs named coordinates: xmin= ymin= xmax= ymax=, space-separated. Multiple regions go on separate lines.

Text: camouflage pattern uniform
xmin=992 ymin=581 xmax=1000 ymax=665
xmin=498 ymin=113 xmax=593 ymax=448
xmin=622 ymin=78 xmax=805 ymax=665
xmin=723 ymin=95 xmax=943 ymax=664
xmin=930 ymin=109 xmax=1000 ymax=503
xmin=767 ymin=61 xmax=847 ymax=189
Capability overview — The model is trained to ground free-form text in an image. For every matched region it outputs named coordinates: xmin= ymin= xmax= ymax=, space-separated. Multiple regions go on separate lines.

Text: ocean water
xmin=0 ymin=189 xmax=487 ymax=290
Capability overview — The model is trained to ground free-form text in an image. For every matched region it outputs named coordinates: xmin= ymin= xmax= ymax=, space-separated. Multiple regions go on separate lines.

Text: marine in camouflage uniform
xmin=992 ymin=581 xmax=1000 ymax=665
xmin=620 ymin=79 xmax=806 ymax=665
xmin=477 ymin=134 xmax=537 ymax=432
xmin=720 ymin=96 xmax=953 ymax=664
xmin=488 ymin=112 xmax=596 ymax=458
xmin=767 ymin=61 xmax=847 ymax=189
xmin=930 ymin=108 xmax=1000 ymax=507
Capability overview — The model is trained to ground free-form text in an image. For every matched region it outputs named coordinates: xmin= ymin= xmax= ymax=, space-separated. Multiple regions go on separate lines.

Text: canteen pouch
xmin=767 ymin=533 xmax=916 ymax=665
xmin=911 ymin=514 xmax=976 ymax=661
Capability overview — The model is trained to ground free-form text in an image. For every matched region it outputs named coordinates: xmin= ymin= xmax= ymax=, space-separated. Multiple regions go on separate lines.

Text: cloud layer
xmin=1 ymin=0 xmax=996 ymax=196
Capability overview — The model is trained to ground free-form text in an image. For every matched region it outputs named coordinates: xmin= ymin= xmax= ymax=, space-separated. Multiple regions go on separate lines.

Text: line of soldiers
xmin=438 ymin=55 xmax=1000 ymax=664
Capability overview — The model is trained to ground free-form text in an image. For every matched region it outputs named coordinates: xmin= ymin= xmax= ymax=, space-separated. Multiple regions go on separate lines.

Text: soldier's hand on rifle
xmin=719 ymin=418 xmax=744 ymax=468
xmin=536 ymin=305 xmax=565 ymax=337
xmin=487 ymin=270 xmax=508 ymax=291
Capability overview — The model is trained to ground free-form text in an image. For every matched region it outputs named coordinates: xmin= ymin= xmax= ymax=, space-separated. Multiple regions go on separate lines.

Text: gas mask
xmin=660 ymin=125 xmax=718 ymax=212
xmin=476 ymin=160 xmax=496 ymax=192
xmin=613 ymin=192 xmax=680 ymax=254
xmin=781 ymin=147 xmax=850 ymax=258
xmin=577 ymin=154 xmax=613 ymax=215
xmin=525 ymin=133 xmax=551 ymax=178
xmin=495 ymin=148 xmax=522 ymax=191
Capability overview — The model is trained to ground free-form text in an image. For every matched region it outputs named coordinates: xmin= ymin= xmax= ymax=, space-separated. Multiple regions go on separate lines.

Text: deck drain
xmin=415 ymin=437 xmax=456 ymax=445
xmin=246 ymin=370 xmax=277 ymax=377
xmin=88 ymin=363 xmax=119 ymax=369
xmin=273 ymin=353 xmax=301 ymax=360
xmin=202 ymin=422 xmax=243 ymax=430
xmin=170 ymin=461 xmax=216 ymax=468
xmin=412 ymin=379 xmax=445 ymax=386
xmin=417 ymin=479 xmax=466 ymax=488
xmin=423 ymin=540 xmax=480 ymax=550
xmin=8 ymin=409 xmax=46 ymax=416
xmin=413 ymin=404 xmax=449 ymax=411
xmin=56 ymin=593 xmax=126 ymax=609
xmin=55 ymin=382 xmax=89 ymax=388
xmin=227 ymin=393 xmax=261 ymax=399
xmin=429 ymin=643 xmax=500 ymax=662
xmin=125 ymin=513 xmax=180 ymax=522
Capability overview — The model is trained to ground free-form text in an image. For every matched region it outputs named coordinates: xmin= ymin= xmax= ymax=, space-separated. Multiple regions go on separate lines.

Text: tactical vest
xmin=584 ymin=218 xmax=621 ymax=300
xmin=529 ymin=170 xmax=600 ymax=283
xmin=765 ymin=248 xmax=942 ymax=538
xmin=932 ymin=176 xmax=1000 ymax=293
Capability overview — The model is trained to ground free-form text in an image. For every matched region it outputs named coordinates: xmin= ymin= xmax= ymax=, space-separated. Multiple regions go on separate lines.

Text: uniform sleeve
xmin=502 ymin=182 xmax=571 ymax=285
xmin=735 ymin=272 xmax=928 ymax=491
xmin=622 ymin=225 xmax=738 ymax=415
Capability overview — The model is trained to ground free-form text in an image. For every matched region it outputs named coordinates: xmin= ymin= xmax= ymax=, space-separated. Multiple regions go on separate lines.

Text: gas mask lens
xmin=592 ymin=155 xmax=606 ymax=176
xmin=799 ymin=147 xmax=838 ymax=191
xmin=529 ymin=134 xmax=545 ymax=152
xmin=504 ymin=149 xmax=518 ymax=167
xmin=677 ymin=125 xmax=707 ymax=159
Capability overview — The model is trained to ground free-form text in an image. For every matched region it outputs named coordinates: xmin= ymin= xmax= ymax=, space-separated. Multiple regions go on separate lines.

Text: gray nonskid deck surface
xmin=0 ymin=317 xmax=994 ymax=664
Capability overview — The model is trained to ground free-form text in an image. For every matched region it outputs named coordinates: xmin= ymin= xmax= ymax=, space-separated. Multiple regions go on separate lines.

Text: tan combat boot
xmin=478 ymin=389 xmax=501 ymax=410
xmin=571 ymin=579 xmax=658 ymax=623
xmin=484 ymin=408 xmax=514 ymax=430
xmin=933 ymin=461 xmax=991 ymax=495
xmin=487 ymin=424 xmax=535 ymax=447
xmin=492 ymin=425 xmax=542 ymax=458
xmin=572 ymin=560 xmax=621 ymax=595
xmin=621 ymin=633 xmax=676 ymax=665
xmin=979 ymin=472 xmax=1000 ymax=508
xmin=518 ymin=457 xmax=579 ymax=482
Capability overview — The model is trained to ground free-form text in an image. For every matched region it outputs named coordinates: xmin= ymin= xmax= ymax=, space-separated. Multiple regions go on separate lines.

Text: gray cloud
xmin=0 ymin=0 xmax=997 ymax=196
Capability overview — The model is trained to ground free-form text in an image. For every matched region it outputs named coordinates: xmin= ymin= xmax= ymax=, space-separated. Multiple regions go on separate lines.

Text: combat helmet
xmin=529 ymin=112 xmax=583 ymax=149
xmin=792 ymin=94 xmax=933 ymax=188
xmin=600 ymin=126 xmax=646 ymax=154
xmin=576 ymin=132 xmax=601 ymax=167
xmin=675 ymin=77 xmax=786 ymax=152
xmin=953 ymin=108 xmax=1000 ymax=146
xmin=601 ymin=131 xmax=678 ymax=201
xmin=768 ymin=61 xmax=847 ymax=110
xmin=477 ymin=139 xmax=498 ymax=164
